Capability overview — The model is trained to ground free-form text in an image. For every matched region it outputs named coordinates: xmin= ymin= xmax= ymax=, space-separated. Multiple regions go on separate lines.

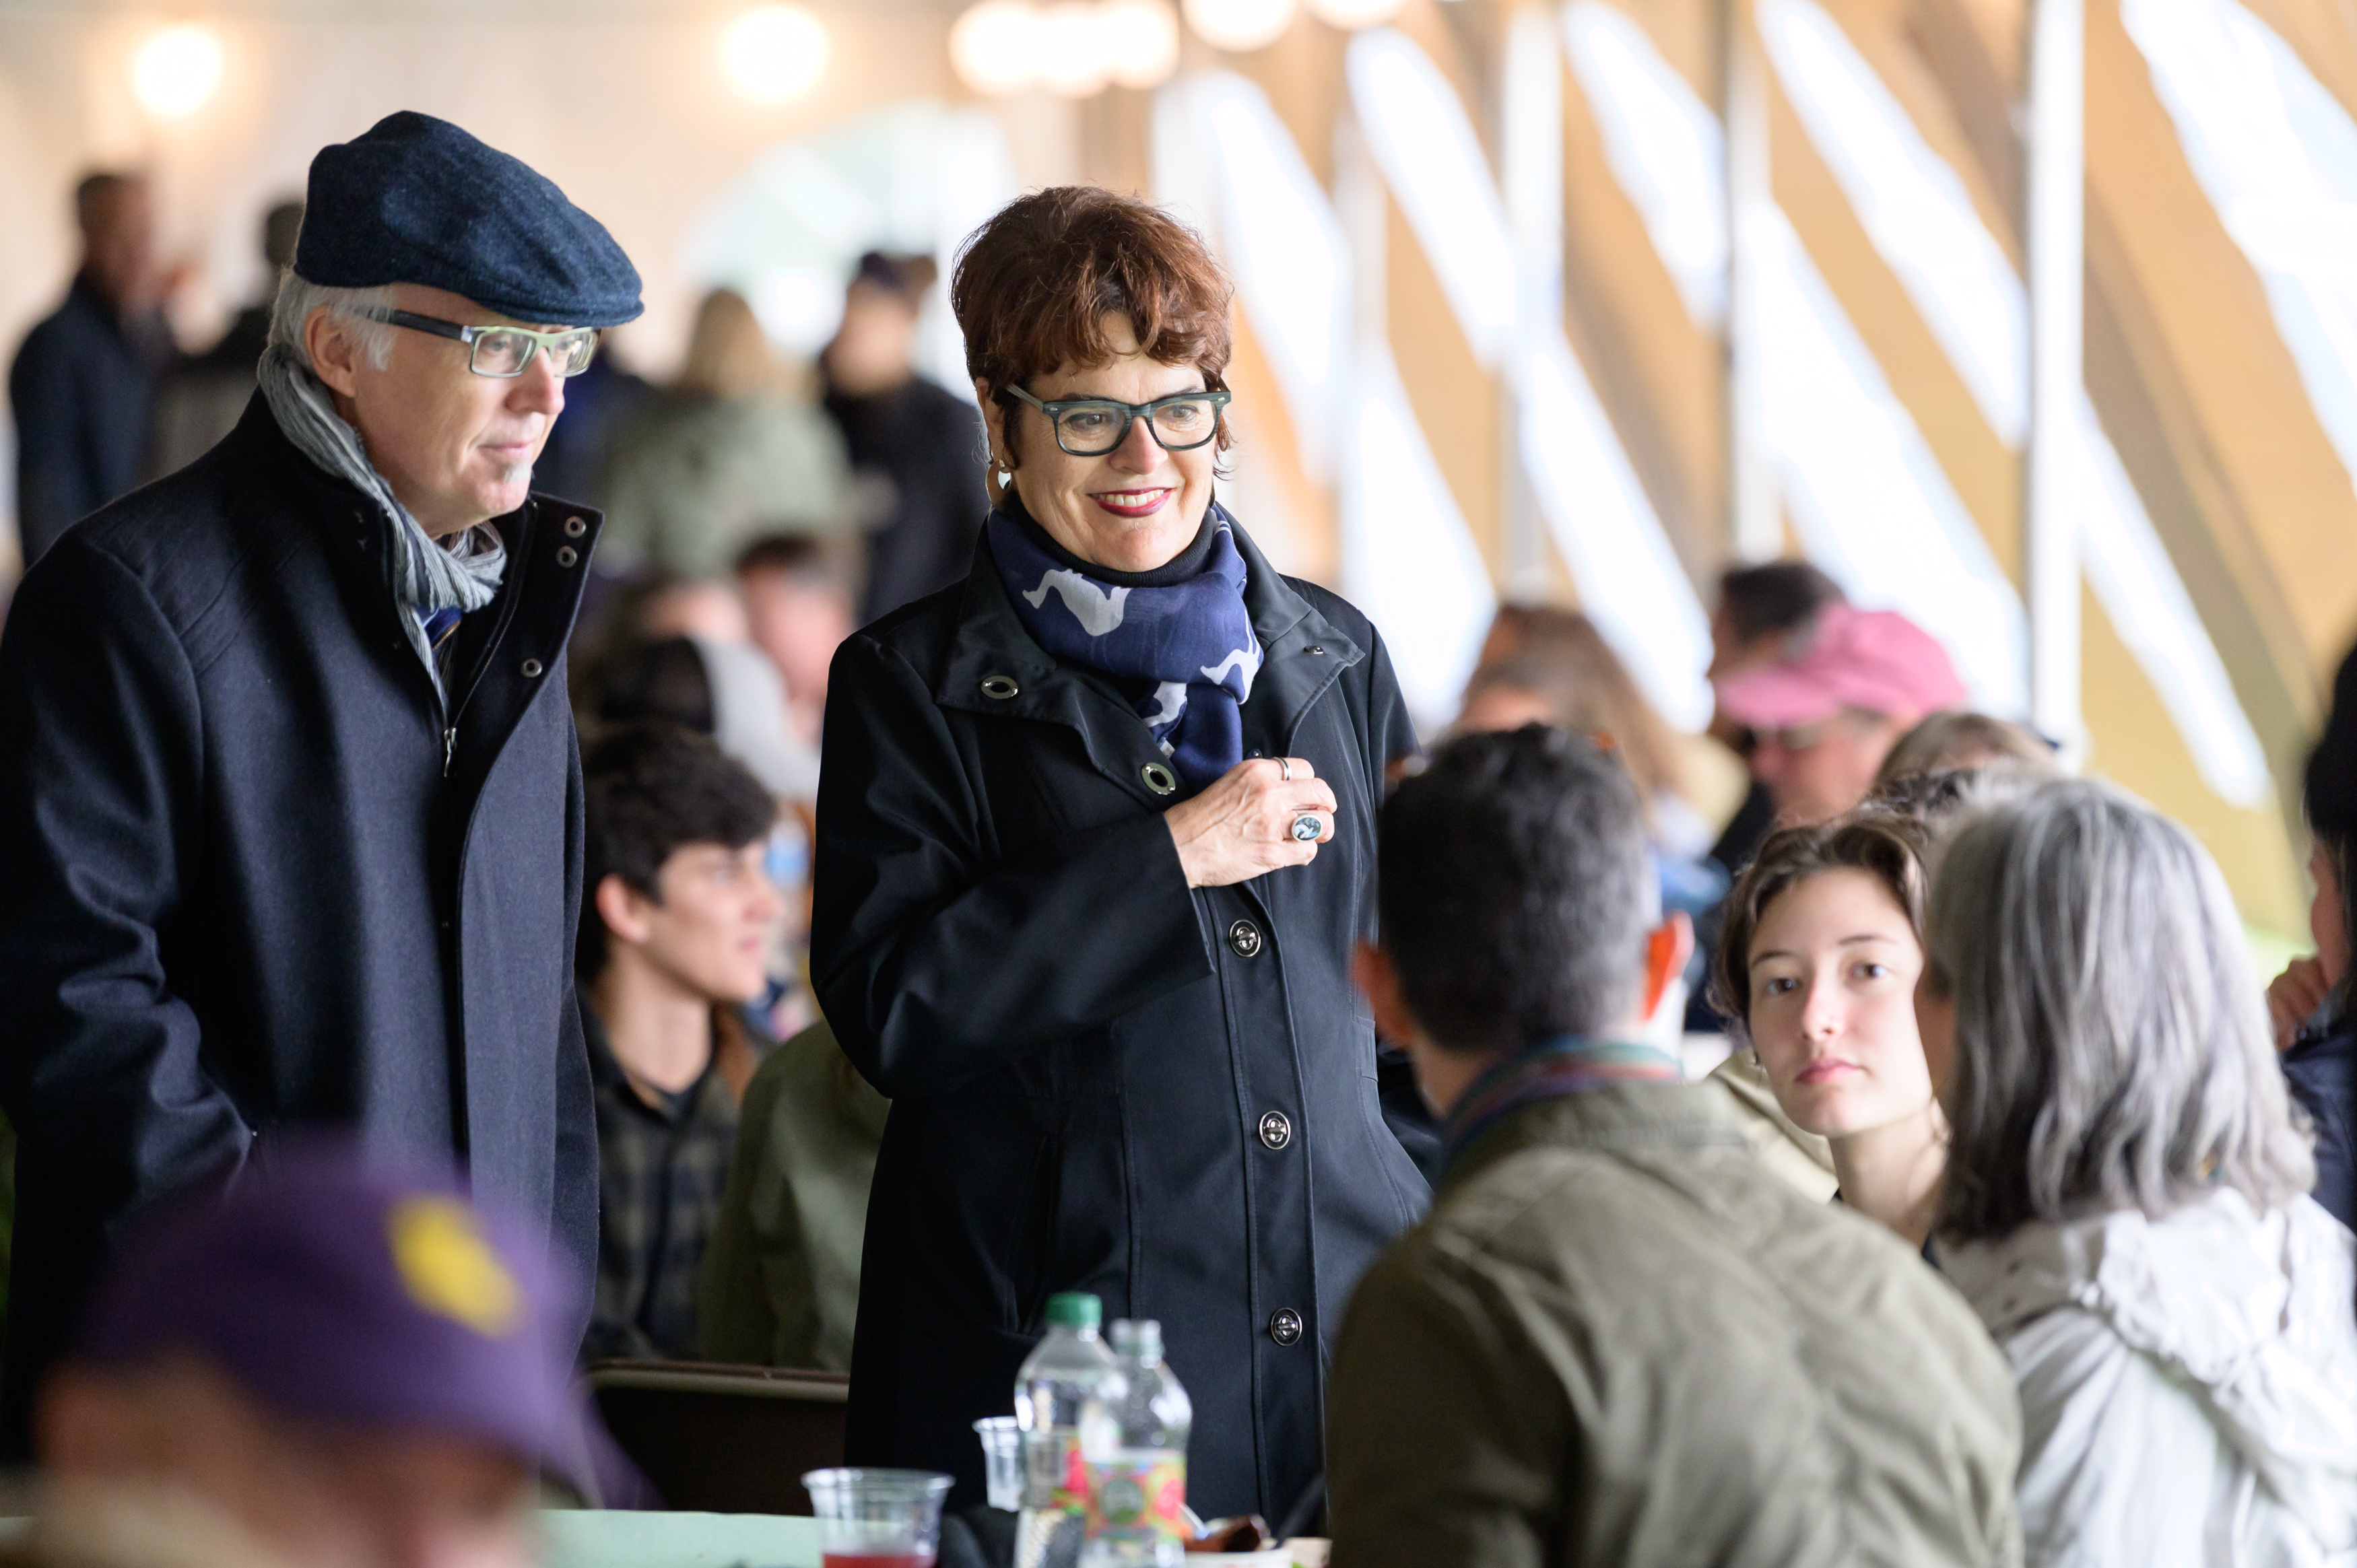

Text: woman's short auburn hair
xmin=952 ymin=186 xmax=1235 ymax=460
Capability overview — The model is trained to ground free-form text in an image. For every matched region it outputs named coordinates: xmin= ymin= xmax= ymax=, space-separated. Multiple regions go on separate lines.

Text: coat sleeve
xmin=1362 ymin=627 xmax=1420 ymax=782
xmin=1324 ymin=1248 xmax=1562 ymax=1568
xmin=550 ymin=713 xmax=601 ymax=1357
xmin=810 ymin=634 xmax=1212 ymax=1099
xmin=0 ymin=543 xmax=250 ymax=1261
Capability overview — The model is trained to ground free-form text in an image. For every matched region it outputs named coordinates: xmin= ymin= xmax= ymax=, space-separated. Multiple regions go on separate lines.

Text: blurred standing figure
xmin=143 ymin=199 xmax=305 ymax=481
xmin=0 ymin=112 xmax=640 ymax=1452
xmin=1927 ymin=780 xmax=2357 ymax=1564
xmin=821 ymin=252 xmax=989 ymax=621
xmin=9 ymin=172 xmax=173 ymax=566
xmin=529 ymin=339 xmax=650 ymax=520
xmin=735 ymin=534 xmax=854 ymax=747
xmin=601 ymin=289 xmax=853 ymax=578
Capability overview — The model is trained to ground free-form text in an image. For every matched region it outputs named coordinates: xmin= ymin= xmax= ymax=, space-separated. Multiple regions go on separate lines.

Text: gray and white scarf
xmin=259 ymin=342 xmax=507 ymax=691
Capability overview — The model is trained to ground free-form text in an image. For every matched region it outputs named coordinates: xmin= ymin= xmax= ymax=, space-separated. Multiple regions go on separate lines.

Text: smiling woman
xmin=810 ymin=185 xmax=1427 ymax=1520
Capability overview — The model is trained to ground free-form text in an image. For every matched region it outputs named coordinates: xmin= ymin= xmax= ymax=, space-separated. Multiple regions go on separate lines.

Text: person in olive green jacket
xmin=1333 ymin=726 xmax=2022 ymax=1568
xmin=699 ymin=1017 xmax=889 ymax=1371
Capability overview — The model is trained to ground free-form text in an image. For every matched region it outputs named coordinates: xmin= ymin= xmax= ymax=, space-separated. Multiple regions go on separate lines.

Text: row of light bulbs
xmin=952 ymin=0 xmax=1411 ymax=98
xmin=122 ymin=0 xmax=1405 ymax=122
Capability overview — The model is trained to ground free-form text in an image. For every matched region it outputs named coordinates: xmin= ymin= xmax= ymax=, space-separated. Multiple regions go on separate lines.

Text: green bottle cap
xmin=1044 ymin=1292 xmax=1102 ymax=1330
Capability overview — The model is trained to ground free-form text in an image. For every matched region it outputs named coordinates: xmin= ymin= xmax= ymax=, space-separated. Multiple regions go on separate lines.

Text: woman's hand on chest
xmin=1163 ymin=756 xmax=1337 ymax=888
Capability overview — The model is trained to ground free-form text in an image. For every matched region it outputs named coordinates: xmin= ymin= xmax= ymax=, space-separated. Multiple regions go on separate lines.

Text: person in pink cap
xmin=1715 ymin=603 xmax=1968 ymax=827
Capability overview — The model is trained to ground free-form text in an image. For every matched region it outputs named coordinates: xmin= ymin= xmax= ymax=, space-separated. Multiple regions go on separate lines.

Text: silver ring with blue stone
xmin=1291 ymin=814 xmax=1325 ymax=843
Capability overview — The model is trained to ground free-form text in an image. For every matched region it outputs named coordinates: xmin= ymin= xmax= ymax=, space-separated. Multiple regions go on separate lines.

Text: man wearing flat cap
xmin=0 ymin=112 xmax=639 ymax=1449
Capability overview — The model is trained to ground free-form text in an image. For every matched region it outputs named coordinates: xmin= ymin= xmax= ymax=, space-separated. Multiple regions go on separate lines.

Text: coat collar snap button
xmin=981 ymin=675 xmax=1020 ymax=701
xmin=1141 ymin=761 xmax=1178 ymax=796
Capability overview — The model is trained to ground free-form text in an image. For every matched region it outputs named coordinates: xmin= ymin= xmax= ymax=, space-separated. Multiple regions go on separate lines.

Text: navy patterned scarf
xmin=987 ymin=502 xmax=1261 ymax=791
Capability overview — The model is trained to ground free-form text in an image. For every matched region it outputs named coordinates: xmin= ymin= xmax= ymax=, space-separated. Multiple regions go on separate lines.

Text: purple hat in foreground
xmin=1716 ymin=602 xmax=1968 ymax=730
xmin=79 ymin=1143 xmax=587 ymax=1487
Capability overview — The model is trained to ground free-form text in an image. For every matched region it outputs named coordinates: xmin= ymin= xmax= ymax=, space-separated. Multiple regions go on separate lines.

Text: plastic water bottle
xmin=1015 ymin=1293 xmax=1117 ymax=1568
xmin=1077 ymin=1320 xmax=1193 ymax=1567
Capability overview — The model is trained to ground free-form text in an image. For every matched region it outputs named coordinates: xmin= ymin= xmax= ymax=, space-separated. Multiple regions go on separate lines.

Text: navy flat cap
xmin=297 ymin=111 xmax=642 ymax=329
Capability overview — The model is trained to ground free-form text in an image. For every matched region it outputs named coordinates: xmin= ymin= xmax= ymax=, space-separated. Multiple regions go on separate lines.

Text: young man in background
xmin=577 ymin=724 xmax=782 ymax=1361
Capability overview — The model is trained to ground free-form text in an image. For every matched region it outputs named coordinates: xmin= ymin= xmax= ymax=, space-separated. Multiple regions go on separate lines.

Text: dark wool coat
xmin=811 ymin=520 xmax=1428 ymax=1522
xmin=0 ymin=396 xmax=600 ymax=1449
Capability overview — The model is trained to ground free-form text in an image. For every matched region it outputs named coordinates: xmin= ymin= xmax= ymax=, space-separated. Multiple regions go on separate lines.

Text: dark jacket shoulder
xmin=28 ymin=399 xmax=329 ymax=630
xmin=2284 ymin=1012 xmax=2356 ymax=1230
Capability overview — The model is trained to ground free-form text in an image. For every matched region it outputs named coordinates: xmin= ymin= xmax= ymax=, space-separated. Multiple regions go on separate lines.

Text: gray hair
xmin=1927 ymin=778 xmax=2313 ymax=1240
xmin=266 ymin=271 xmax=395 ymax=373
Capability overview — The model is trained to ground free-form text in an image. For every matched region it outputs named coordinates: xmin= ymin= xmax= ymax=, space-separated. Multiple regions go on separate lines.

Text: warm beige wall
xmin=0 ymin=5 xmax=1110 ymax=390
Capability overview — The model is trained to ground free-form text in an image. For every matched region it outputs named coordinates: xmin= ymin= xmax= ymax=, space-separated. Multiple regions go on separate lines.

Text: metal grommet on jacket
xmin=980 ymin=675 xmax=1020 ymax=701
xmin=556 ymin=545 xmax=578 ymax=568
xmin=520 ymin=658 xmax=545 ymax=678
xmin=1268 ymin=1309 xmax=1303 ymax=1346
xmin=1258 ymin=1111 xmax=1292 ymax=1150
xmin=1141 ymin=761 xmax=1177 ymax=796
xmin=564 ymin=515 xmax=588 ymax=538
xmin=1228 ymin=920 xmax=1262 ymax=959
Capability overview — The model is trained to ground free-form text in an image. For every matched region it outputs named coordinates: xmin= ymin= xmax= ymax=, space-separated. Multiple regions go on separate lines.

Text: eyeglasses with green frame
xmin=1003 ymin=385 xmax=1231 ymax=456
xmin=367 ymin=308 xmax=601 ymax=378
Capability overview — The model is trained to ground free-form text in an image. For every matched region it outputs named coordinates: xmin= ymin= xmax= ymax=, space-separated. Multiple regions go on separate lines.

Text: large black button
xmin=1228 ymin=920 xmax=1262 ymax=959
xmin=1257 ymin=1111 xmax=1292 ymax=1150
xmin=1268 ymin=1309 xmax=1302 ymax=1347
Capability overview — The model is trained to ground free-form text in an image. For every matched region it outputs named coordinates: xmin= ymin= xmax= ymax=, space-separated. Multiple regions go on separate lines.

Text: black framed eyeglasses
xmin=367 ymin=308 xmax=599 ymax=378
xmin=1003 ymin=385 xmax=1231 ymax=456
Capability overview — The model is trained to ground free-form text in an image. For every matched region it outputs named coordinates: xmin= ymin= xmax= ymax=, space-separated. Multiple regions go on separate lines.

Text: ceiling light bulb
xmin=1102 ymin=0 xmax=1181 ymax=87
xmin=1183 ymin=0 xmax=1298 ymax=51
xmin=131 ymin=24 xmax=223 ymax=118
xmin=1305 ymin=0 xmax=1407 ymax=28
xmin=1036 ymin=1 xmax=1117 ymax=97
xmin=724 ymin=5 xmax=830 ymax=102
xmin=951 ymin=0 xmax=1045 ymax=96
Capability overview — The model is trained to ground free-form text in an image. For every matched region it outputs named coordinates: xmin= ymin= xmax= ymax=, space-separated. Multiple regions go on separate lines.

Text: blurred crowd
xmin=1 ymin=126 xmax=2353 ymax=1568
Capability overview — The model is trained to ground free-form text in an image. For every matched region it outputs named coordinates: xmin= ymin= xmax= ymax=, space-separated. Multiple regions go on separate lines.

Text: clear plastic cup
xmin=801 ymin=1468 xmax=956 ymax=1568
xmin=972 ymin=1416 xmax=1024 ymax=1511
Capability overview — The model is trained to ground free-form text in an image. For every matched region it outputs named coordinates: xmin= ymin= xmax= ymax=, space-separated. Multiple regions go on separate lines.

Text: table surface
xmin=543 ymin=1511 xmax=822 ymax=1568
xmin=539 ymin=1514 xmax=1329 ymax=1568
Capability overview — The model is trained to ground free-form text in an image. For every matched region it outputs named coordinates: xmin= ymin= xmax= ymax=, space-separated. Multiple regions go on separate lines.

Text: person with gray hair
xmin=1924 ymin=779 xmax=2357 ymax=1565
xmin=0 ymin=112 xmax=639 ymax=1452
